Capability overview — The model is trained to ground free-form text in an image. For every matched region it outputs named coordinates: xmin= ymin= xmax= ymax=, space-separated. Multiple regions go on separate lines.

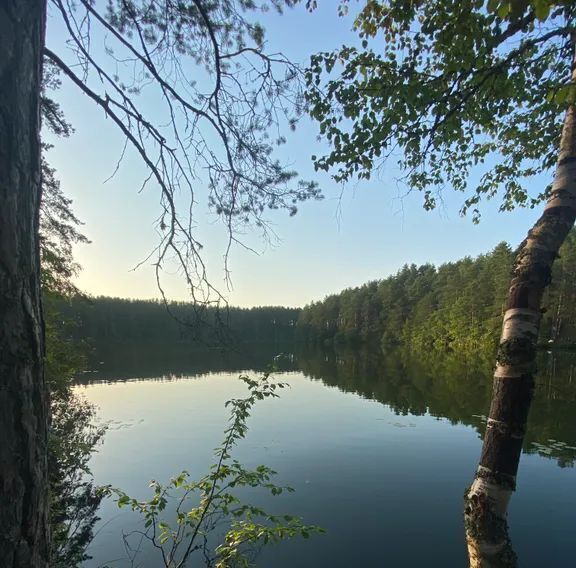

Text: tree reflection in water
xmin=78 ymin=342 xmax=576 ymax=567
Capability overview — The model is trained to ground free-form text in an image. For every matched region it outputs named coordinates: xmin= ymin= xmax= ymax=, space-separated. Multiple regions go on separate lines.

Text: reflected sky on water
xmin=78 ymin=344 xmax=576 ymax=567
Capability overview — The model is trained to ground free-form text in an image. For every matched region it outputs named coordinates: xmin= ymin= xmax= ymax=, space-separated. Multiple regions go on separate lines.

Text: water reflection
xmin=80 ymin=342 xmax=576 ymax=468
xmin=296 ymin=347 xmax=576 ymax=469
xmin=294 ymin=347 xmax=576 ymax=568
xmin=79 ymin=341 xmax=298 ymax=382
xmin=78 ymin=342 xmax=576 ymax=567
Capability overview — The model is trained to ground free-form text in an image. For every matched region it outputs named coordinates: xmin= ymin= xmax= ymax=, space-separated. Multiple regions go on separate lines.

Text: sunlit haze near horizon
xmin=45 ymin=2 xmax=544 ymax=308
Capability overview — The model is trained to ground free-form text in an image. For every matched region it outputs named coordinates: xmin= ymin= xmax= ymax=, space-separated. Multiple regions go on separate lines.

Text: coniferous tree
xmin=1 ymin=2 xmax=317 ymax=565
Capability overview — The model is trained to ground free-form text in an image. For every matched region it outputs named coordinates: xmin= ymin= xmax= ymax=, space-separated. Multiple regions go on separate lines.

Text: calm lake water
xmin=77 ymin=344 xmax=576 ymax=567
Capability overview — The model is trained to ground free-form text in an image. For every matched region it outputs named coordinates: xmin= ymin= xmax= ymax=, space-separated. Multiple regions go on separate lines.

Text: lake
xmin=77 ymin=344 xmax=576 ymax=567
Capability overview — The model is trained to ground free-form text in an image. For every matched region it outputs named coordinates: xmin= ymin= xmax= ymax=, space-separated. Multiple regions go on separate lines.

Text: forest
xmin=298 ymin=231 xmax=576 ymax=350
xmin=3 ymin=1 xmax=576 ymax=567
xmin=53 ymin=229 xmax=576 ymax=356
xmin=52 ymin=296 xmax=300 ymax=346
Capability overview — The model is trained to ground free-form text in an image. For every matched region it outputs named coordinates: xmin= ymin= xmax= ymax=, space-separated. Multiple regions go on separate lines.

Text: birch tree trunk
xmin=0 ymin=0 xmax=49 ymax=566
xmin=464 ymin=44 xmax=576 ymax=568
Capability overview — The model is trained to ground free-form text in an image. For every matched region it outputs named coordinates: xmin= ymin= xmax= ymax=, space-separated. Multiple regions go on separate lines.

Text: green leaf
xmin=117 ymin=495 xmax=130 ymax=508
xmin=533 ymin=0 xmax=551 ymax=21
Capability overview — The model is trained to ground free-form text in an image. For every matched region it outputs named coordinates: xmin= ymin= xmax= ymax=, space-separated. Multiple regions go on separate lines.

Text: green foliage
xmin=103 ymin=373 xmax=323 ymax=567
xmin=45 ymin=295 xmax=107 ymax=567
xmin=306 ymin=0 xmax=576 ymax=220
xmin=40 ymin=159 xmax=89 ymax=297
xmin=44 ymin=296 xmax=87 ymax=394
xmin=40 ymin=65 xmax=105 ymax=564
xmin=41 ymin=60 xmax=88 ymax=297
xmin=297 ymin=230 xmax=576 ymax=350
xmin=53 ymin=296 xmax=301 ymax=346
xmin=44 ymin=296 xmax=108 ymax=567
xmin=49 ymin=389 xmax=107 ymax=567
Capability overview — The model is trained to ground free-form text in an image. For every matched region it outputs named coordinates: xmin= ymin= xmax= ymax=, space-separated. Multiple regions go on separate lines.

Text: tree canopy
xmin=40 ymin=62 xmax=88 ymax=298
xmin=306 ymin=0 xmax=576 ymax=220
xmin=297 ymin=230 xmax=576 ymax=349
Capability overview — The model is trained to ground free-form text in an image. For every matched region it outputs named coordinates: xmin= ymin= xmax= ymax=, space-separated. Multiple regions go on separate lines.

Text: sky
xmin=44 ymin=1 xmax=546 ymax=308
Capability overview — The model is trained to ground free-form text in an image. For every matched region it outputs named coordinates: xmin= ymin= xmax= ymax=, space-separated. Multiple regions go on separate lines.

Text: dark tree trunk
xmin=0 ymin=1 xmax=49 ymax=566
xmin=464 ymin=54 xmax=576 ymax=567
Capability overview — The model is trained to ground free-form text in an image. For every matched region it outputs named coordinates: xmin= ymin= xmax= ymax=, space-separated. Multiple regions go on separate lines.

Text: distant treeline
xmin=57 ymin=231 xmax=576 ymax=351
xmin=297 ymin=230 xmax=576 ymax=350
xmin=53 ymin=296 xmax=300 ymax=346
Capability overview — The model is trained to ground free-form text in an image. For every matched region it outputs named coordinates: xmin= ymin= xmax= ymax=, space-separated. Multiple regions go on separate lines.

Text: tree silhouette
xmin=1 ymin=2 xmax=319 ymax=565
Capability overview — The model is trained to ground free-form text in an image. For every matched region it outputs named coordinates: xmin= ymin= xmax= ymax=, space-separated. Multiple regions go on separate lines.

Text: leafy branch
xmin=103 ymin=373 xmax=323 ymax=567
xmin=305 ymin=0 xmax=576 ymax=220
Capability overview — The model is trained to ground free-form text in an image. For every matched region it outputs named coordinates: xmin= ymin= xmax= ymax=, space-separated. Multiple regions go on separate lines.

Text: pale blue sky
xmin=45 ymin=1 xmax=544 ymax=307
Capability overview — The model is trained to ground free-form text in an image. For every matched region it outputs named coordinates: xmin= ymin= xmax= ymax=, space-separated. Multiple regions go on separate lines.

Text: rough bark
xmin=0 ymin=1 xmax=49 ymax=566
xmin=464 ymin=50 xmax=576 ymax=568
